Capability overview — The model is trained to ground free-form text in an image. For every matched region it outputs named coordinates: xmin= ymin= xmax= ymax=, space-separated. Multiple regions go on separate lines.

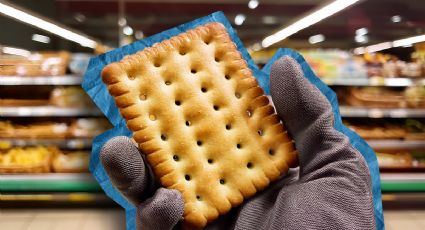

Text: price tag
xmin=390 ymin=109 xmax=408 ymax=118
xmin=368 ymin=109 xmax=384 ymax=118
xmin=369 ymin=77 xmax=385 ymax=86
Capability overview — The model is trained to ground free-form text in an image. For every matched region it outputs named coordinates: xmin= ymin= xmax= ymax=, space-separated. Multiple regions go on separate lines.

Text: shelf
xmin=322 ymin=77 xmax=425 ymax=87
xmin=0 ymin=106 xmax=102 ymax=117
xmin=339 ymin=106 xmax=425 ymax=118
xmin=0 ymin=75 xmax=83 ymax=85
xmin=0 ymin=192 xmax=111 ymax=203
xmin=0 ymin=138 xmax=92 ymax=149
xmin=381 ymin=173 xmax=425 ymax=192
xmin=367 ymin=140 xmax=425 ymax=150
xmin=0 ymin=173 xmax=101 ymax=192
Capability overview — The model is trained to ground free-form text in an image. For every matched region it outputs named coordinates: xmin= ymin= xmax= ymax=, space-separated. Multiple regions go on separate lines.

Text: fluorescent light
xmin=391 ymin=15 xmax=401 ymax=23
xmin=262 ymin=0 xmax=359 ymax=47
xmin=355 ymin=34 xmax=368 ymax=43
xmin=354 ymin=42 xmax=392 ymax=55
xmin=123 ymin=26 xmax=133 ymax=36
xmin=118 ymin=17 xmax=127 ymax=27
xmin=262 ymin=16 xmax=277 ymax=25
xmin=234 ymin=14 xmax=246 ymax=26
xmin=0 ymin=2 xmax=97 ymax=48
xmin=2 ymin=46 xmax=31 ymax=57
xmin=248 ymin=0 xmax=259 ymax=9
xmin=393 ymin=35 xmax=425 ymax=47
xmin=308 ymin=34 xmax=325 ymax=44
xmin=32 ymin=34 xmax=50 ymax=44
xmin=74 ymin=13 xmax=86 ymax=23
xmin=356 ymin=27 xmax=368 ymax=36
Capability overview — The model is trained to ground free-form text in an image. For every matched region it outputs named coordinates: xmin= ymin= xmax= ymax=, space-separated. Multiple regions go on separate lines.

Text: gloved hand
xmin=100 ymin=56 xmax=376 ymax=230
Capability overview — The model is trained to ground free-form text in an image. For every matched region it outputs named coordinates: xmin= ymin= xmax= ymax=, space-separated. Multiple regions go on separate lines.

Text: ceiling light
xmin=234 ymin=14 xmax=246 ymax=26
xmin=32 ymin=34 xmax=50 ymax=44
xmin=355 ymin=27 xmax=368 ymax=36
xmin=123 ymin=26 xmax=133 ymax=36
xmin=393 ymin=34 xmax=425 ymax=47
xmin=308 ymin=34 xmax=325 ymax=44
xmin=74 ymin=13 xmax=86 ymax=23
xmin=355 ymin=34 xmax=368 ymax=43
xmin=2 ymin=46 xmax=31 ymax=57
xmin=354 ymin=42 xmax=393 ymax=55
xmin=262 ymin=0 xmax=359 ymax=48
xmin=248 ymin=0 xmax=259 ymax=9
xmin=118 ymin=17 xmax=127 ymax=27
xmin=262 ymin=16 xmax=277 ymax=25
xmin=0 ymin=2 xmax=97 ymax=48
xmin=391 ymin=15 xmax=402 ymax=23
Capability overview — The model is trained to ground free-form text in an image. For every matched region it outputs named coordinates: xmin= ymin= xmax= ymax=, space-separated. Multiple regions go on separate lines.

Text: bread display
xmin=102 ymin=22 xmax=298 ymax=228
xmin=49 ymin=86 xmax=96 ymax=108
xmin=52 ymin=151 xmax=89 ymax=173
xmin=0 ymin=146 xmax=54 ymax=173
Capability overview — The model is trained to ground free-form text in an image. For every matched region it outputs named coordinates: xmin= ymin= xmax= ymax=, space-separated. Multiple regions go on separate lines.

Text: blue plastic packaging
xmin=82 ymin=11 xmax=384 ymax=230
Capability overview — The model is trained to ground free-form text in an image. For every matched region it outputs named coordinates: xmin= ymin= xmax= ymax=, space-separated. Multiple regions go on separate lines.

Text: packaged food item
xmin=376 ymin=151 xmax=413 ymax=168
xmin=68 ymin=118 xmax=111 ymax=138
xmin=52 ymin=151 xmax=89 ymax=173
xmin=0 ymin=51 xmax=70 ymax=76
xmin=49 ymin=86 xmax=95 ymax=108
xmin=0 ymin=146 xmax=55 ymax=173
xmin=0 ymin=121 xmax=68 ymax=139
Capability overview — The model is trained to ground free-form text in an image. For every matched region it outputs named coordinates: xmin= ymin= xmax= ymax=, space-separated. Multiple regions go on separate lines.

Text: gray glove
xmin=100 ymin=56 xmax=376 ymax=230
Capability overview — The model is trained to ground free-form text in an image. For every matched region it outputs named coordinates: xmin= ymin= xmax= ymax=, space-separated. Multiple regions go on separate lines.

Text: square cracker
xmin=102 ymin=22 xmax=298 ymax=229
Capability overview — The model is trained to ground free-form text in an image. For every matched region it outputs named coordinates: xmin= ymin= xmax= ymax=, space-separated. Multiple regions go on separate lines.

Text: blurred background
xmin=1 ymin=0 xmax=425 ymax=229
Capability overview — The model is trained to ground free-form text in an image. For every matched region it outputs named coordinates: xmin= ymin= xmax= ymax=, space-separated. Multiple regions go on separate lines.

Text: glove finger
xmin=136 ymin=188 xmax=184 ymax=230
xmin=100 ymin=136 xmax=154 ymax=204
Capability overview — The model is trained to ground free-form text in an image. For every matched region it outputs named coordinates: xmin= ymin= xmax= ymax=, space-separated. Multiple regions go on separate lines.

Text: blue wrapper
xmin=82 ymin=11 xmax=384 ymax=230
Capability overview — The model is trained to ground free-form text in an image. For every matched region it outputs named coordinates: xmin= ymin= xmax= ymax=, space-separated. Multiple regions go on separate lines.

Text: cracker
xmin=102 ymin=22 xmax=298 ymax=229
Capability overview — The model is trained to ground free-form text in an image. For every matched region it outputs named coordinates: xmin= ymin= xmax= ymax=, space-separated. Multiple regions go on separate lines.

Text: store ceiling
xmin=2 ymin=0 xmax=425 ymax=51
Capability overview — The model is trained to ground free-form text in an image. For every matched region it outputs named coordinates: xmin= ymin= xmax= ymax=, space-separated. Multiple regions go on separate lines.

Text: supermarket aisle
xmin=1 ymin=208 xmax=425 ymax=229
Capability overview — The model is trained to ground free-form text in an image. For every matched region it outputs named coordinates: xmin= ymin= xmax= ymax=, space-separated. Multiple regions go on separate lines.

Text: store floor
xmin=1 ymin=208 xmax=425 ymax=229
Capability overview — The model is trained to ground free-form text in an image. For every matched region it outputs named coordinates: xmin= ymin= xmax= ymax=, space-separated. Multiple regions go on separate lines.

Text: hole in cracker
xmin=236 ymin=143 xmax=242 ymax=149
xmin=179 ymin=50 xmax=186 ymax=55
xmin=214 ymin=57 xmax=220 ymax=62
xmin=219 ymin=179 xmax=225 ymax=184
xmin=246 ymin=109 xmax=253 ymax=117
xmin=225 ymin=75 xmax=231 ymax=80
xmin=154 ymin=62 xmax=161 ymax=67
xmin=185 ymin=174 xmax=191 ymax=181
xmin=197 ymin=140 xmax=202 ymax=146
xmin=161 ymin=134 xmax=167 ymax=141
xmin=247 ymin=162 xmax=253 ymax=168
xmin=191 ymin=69 xmax=197 ymax=74
xmin=207 ymin=159 xmax=213 ymax=164
xmin=140 ymin=94 xmax=147 ymax=101
xmin=196 ymin=195 xmax=201 ymax=200
xmin=185 ymin=121 xmax=191 ymax=126
xmin=173 ymin=155 xmax=179 ymax=161
xmin=258 ymin=129 xmax=263 ymax=136
xmin=165 ymin=81 xmax=171 ymax=85
xmin=128 ymin=75 xmax=135 ymax=80
xmin=269 ymin=149 xmax=275 ymax=156
xmin=213 ymin=105 xmax=219 ymax=111
xmin=225 ymin=124 xmax=231 ymax=130
xmin=149 ymin=114 xmax=156 ymax=121
xmin=201 ymin=87 xmax=207 ymax=93
xmin=175 ymin=100 xmax=181 ymax=106
xmin=235 ymin=92 xmax=241 ymax=99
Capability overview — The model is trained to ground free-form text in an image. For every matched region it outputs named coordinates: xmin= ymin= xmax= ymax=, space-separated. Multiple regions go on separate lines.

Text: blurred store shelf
xmin=0 ymin=75 xmax=83 ymax=85
xmin=0 ymin=106 xmax=102 ymax=117
xmin=0 ymin=138 xmax=92 ymax=149
xmin=381 ymin=173 xmax=425 ymax=192
xmin=0 ymin=173 xmax=101 ymax=192
xmin=322 ymin=77 xmax=425 ymax=87
xmin=367 ymin=140 xmax=425 ymax=150
xmin=339 ymin=106 xmax=425 ymax=118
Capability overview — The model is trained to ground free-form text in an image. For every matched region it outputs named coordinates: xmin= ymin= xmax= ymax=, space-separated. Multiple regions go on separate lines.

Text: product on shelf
xmin=376 ymin=151 xmax=413 ymax=168
xmin=362 ymin=52 xmax=425 ymax=78
xmin=341 ymin=86 xmax=425 ymax=108
xmin=0 ymin=99 xmax=49 ymax=106
xmin=0 ymin=51 xmax=70 ymax=76
xmin=405 ymin=119 xmax=425 ymax=140
xmin=0 ymin=146 xmax=90 ymax=173
xmin=68 ymin=118 xmax=111 ymax=138
xmin=49 ymin=86 xmax=95 ymax=108
xmin=52 ymin=150 xmax=89 ymax=173
xmin=0 ymin=146 xmax=55 ymax=173
xmin=346 ymin=119 xmax=425 ymax=140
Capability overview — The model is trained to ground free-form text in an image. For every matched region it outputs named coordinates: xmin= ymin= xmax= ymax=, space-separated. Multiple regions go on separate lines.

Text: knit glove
xmin=100 ymin=56 xmax=376 ymax=230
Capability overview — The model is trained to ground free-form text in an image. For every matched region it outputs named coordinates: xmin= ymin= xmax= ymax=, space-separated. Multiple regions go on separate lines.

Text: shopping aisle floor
xmin=1 ymin=208 xmax=425 ymax=229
